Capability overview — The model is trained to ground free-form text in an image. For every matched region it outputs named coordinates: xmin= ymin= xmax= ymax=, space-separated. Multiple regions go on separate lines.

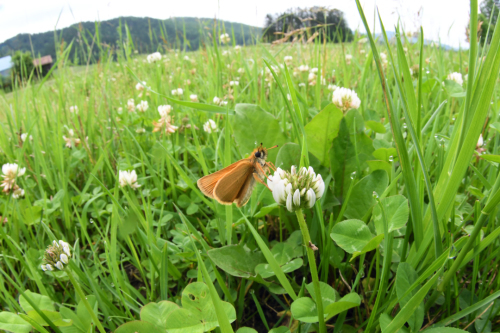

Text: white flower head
xmin=284 ymin=55 xmax=293 ymax=64
xmin=269 ymin=166 xmax=324 ymax=212
xmin=203 ymin=119 xmax=218 ymax=133
xmin=20 ymin=133 xmax=32 ymax=142
xmin=213 ymin=96 xmax=227 ymax=106
xmin=447 ymin=72 xmax=463 ymax=85
xmin=220 ymin=33 xmax=231 ymax=44
xmin=234 ymin=45 xmax=242 ymax=52
xmin=136 ymin=100 xmax=149 ymax=112
xmin=332 ymin=87 xmax=361 ymax=112
xmin=69 ymin=105 xmax=78 ymax=114
xmin=42 ymin=240 xmax=72 ymax=271
xmin=158 ymin=105 xmax=173 ymax=118
xmin=1 ymin=163 xmax=26 ymax=194
xmin=171 ymin=88 xmax=183 ymax=96
xmin=345 ymin=54 xmax=353 ymax=64
xmin=12 ymin=188 xmax=24 ymax=199
xmin=477 ymin=134 xmax=484 ymax=148
xmin=127 ymin=98 xmax=135 ymax=112
xmin=190 ymin=94 xmax=199 ymax=102
xmin=229 ymin=81 xmax=239 ymax=87
xmin=147 ymin=52 xmax=162 ymax=63
xmin=136 ymin=81 xmax=147 ymax=91
xmin=119 ymin=170 xmax=140 ymax=189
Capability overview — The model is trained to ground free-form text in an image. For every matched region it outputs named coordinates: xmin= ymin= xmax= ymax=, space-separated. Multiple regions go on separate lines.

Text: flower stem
xmin=66 ymin=268 xmax=106 ymax=333
xmin=295 ymin=209 xmax=326 ymax=333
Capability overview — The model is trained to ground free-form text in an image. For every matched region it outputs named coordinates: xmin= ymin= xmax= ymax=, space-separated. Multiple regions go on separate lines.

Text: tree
xmin=11 ymin=51 xmax=34 ymax=81
xmin=262 ymin=7 xmax=353 ymax=44
xmin=468 ymin=0 xmax=500 ymax=45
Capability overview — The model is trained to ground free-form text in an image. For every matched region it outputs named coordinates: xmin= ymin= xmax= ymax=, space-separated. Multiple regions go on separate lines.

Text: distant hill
xmin=0 ymin=17 xmax=261 ymax=64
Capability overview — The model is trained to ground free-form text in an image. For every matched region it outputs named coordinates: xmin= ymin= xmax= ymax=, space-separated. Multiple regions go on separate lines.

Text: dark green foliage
xmin=0 ymin=17 xmax=260 ymax=65
xmin=263 ymin=6 xmax=353 ymax=43
xmin=11 ymin=51 xmax=34 ymax=81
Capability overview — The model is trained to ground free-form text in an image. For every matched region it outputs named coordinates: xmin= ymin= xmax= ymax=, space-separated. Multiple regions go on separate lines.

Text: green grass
xmin=1 ymin=5 xmax=500 ymax=332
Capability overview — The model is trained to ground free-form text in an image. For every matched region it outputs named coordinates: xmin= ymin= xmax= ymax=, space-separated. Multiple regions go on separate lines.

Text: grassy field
xmin=1 ymin=2 xmax=500 ymax=333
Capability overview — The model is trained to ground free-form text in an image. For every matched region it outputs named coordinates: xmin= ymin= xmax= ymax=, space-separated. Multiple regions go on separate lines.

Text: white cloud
xmin=0 ymin=0 xmax=472 ymax=48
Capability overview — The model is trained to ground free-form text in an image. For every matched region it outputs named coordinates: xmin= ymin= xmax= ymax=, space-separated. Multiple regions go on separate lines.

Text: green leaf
xmin=253 ymin=203 xmax=279 ymax=218
xmin=351 ymin=234 xmax=384 ymax=260
xmin=331 ymin=219 xmax=374 ymax=254
xmin=481 ymin=154 xmax=500 ymax=163
xmin=255 ymin=242 xmax=303 ymax=278
xmin=19 ymin=291 xmax=55 ymax=312
xmin=365 ymin=120 xmax=386 ymax=133
xmin=324 ymin=293 xmax=361 ymax=320
xmin=140 ymin=301 xmax=179 ymax=329
xmin=231 ymin=104 xmax=288 ymax=162
xmin=344 ymin=170 xmax=389 ymax=220
xmin=422 ymin=329 xmax=468 ymax=333
xmin=291 ymin=297 xmax=319 ymax=323
xmin=373 ymin=148 xmax=398 ymax=162
xmin=367 ymin=160 xmax=392 ymax=173
xmin=373 ymin=195 xmax=409 ymax=235
xmin=236 ymin=328 xmax=258 ymax=333
xmin=115 ymin=321 xmax=161 ymax=333
xmin=305 ymin=103 xmax=343 ymax=165
xmin=396 ymin=263 xmax=424 ymax=332
xmin=306 ymin=282 xmax=338 ymax=309
xmin=443 ymin=80 xmax=465 ymax=97
xmin=269 ymin=327 xmax=292 ymax=333
xmin=22 ymin=206 xmax=42 ymax=225
xmin=207 ymin=245 xmax=266 ymax=278
xmin=0 ymin=312 xmax=32 ymax=333
xmin=276 ymin=143 xmax=301 ymax=171
xmin=26 ymin=310 xmax=72 ymax=327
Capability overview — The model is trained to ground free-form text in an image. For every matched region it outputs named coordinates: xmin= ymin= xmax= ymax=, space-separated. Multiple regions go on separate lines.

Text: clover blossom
xmin=1 ymin=163 xmax=26 ymax=194
xmin=203 ymin=119 xmax=218 ymax=133
xmin=220 ymin=33 xmax=231 ymax=44
xmin=41 ymin=240 xmax=72 ymax=271
xmin=118 ymin=170 xmax=140 ymax=190
xmin=332 ymin=87 xmax=361 ymax=112
xmin=136 ymin=100 xmax=149 ymax=112
xmin=268 ymin=166 xmax=325 ymax=212
xmin=153 ymin=105 xmax=178 ymax=134
xmin=147 ymin=52 xmax=162 ymax=63
xmin=447 ymin=72 xmax=463 ymax=85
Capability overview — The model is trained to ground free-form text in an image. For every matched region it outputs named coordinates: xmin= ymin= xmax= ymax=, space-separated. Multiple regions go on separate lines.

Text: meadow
xmin=1 ymin=2 xmax=500 ymax=332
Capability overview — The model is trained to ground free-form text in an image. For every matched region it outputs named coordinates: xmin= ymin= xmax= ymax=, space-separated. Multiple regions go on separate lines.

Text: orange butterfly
xmin=197 ymin=143 xmax=278 ymax=207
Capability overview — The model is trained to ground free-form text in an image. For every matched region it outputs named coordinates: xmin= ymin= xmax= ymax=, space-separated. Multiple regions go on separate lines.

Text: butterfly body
xmin=197 ymin=144 xmax=277 ymax=207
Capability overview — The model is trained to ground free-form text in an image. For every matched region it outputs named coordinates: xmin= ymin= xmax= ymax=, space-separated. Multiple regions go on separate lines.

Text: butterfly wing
xmin=213 ymin=160 xmax=255 ymax=205
xmin=197 ymin=160 xmax=246 ymax=199
xmin=234 ymin=174 xmax=256 ymax=207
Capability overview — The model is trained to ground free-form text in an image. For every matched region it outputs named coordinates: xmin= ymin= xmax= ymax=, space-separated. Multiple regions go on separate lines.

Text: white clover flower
xmin=229 ymin=81 xmax=239 ymax=86
xmin=42 ymin=240 xmax=71 ymax=271
xmin=12 ymin=188 xmax=24 ymax=199
xmin=158 ymin=105 xmax=173 ymax=118
xmin=237 ymin=68 xmax=245 ymax=74
xmin=298 ymin=65 xmax=309 ymax=72
xmin=184 ymin=55 xmax=190 ymax=61
xmin=234 ymin=45 xmax=241 ymax=52
xmin=203 ymin=119 xmax=218 ymax=133
xmin=298 ymin=83 xmax=306 ymax=87
xmin=171 ymin=88 xmax=183 ymax=96
xmin=136 ymin=100 xmax=149 ymax=112
xmin=332 ymin=87 xmax=361 ymax=112
xmin=213 ymin=96 xmax=227 ymax=106
xmin=60 ymin=254 xmax=69 ymax=264
xmin=380 ymin=52 xmax=388 ymax=64
xmin=1 ymin=163 xmax=26 ymax=194
xmin=222 ymin=50 xmax=230 ymax=56
xmin=328 ymin=84 xmax=338 ymax=92
xmin=447 ymin=72 xmax=463 ymax=85
xmin=358 ymin=37 xmax=368 ymax=44
xmin=220 ymin=33 xmax=230 ymax=44
xmin=190 ymin=94 xmax=199 ymax=102
xmin=360 ymin=49 xmax=366 ymax=55
xmin=284 ymin=55 xmax=293 ymax=64
xmin=136 ymin=128 xmax=146 ymax=134
xmin=147 ymin=52 xmax=162 ymax=63
xmin=127 ymin=98 xmax=135 ymax=112
xmin=345 ymin=54 xmax=353 ymax=64
xmin=477 ymin=134 xmax=484 ymax=148
xmin=136 ymin=81 xmax=147 ymax=91
xmin=268 ymin=166 xmax=324 ymax=212
xmin=69 ymin=105 xmax=78 ymax=114
xmin=310 ymin=67 xmax=318 ymax=73
xmin=20 ymin=133 xmax=32 ymax=142
xmin=119 ymin=170 xmax=140 ymax=189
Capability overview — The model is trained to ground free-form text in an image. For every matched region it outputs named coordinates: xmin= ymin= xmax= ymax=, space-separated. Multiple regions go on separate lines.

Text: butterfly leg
xmin=267 ymin=162 xmax=277 ymax=171
xmin=253 ymin=173 xmax=272 ymax=191
xmin=255 ymin=163 xmax=272 ymax=181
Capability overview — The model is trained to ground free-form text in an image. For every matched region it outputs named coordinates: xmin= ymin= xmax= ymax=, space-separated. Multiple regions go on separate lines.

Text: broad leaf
xmin=208 ymin=245 xmax=266 ymax=278
xmin=0 ymin=312 xmax=31 ymax=333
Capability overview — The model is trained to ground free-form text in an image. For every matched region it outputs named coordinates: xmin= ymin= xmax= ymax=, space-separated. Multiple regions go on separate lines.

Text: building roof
xmin=33 ymin=55 xmax=53 ymax=67
xmin=0 ymin=56 xmax=12 ymax=72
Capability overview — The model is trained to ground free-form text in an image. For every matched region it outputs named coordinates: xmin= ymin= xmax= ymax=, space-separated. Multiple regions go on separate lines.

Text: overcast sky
xmin=0 ymin=0 xmax=473 ymax=48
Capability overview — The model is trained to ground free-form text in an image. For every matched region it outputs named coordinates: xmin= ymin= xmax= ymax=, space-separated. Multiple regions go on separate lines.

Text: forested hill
xmin=0 ymin=17 xmax=260 ymax=63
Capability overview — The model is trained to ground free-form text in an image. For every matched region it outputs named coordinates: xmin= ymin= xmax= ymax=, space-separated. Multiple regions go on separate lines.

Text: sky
xmin=0 ymin=0 xmax=473 ymax=48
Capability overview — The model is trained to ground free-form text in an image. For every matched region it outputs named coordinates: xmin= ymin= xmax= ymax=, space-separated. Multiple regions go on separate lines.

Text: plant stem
xmin=66 ymin=268 xmax=106 ymax=333
xmin=295 ymin=209 xmax=326 ymax=333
